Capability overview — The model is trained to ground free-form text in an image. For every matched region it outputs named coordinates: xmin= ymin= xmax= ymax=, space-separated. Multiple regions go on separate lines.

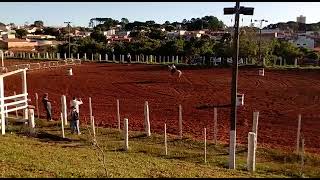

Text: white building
xmin=289 ymin=34 xmax=314 ymax=49
xmin=103 ymin=29 xmax=116 ymax=36
xmin=297 ymin=15 xmax=306 ymax=24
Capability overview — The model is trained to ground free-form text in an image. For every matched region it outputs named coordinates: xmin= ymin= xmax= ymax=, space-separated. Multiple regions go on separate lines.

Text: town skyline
xmin=1 ymin=2 xmax=320 ymax=28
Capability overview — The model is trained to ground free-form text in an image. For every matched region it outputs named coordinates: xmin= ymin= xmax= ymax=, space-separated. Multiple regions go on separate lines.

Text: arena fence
xmin=0 ymin=59 xmax=81 ymax=74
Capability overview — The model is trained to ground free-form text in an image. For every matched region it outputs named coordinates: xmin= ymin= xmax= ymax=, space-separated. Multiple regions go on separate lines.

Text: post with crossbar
xmin=224 ymin=2 xmax=254 ymax=169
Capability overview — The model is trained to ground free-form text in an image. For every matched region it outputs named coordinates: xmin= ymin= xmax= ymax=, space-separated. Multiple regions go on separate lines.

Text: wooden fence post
xmin=296 ymin=114 xmax=302 ymax=153
xmin=35 ymin=93 xmax=39 ymax=119
xmin=165 ymin=123 xmax=167 ymax=156
xmin=117 ymin=99 xmax=120 ymax=130
xmin=179 ymin=104 xmax=182 ymax=139
xmin=214 ymin=107 xmax=218 ymax=144
xmin=204 ymin=128 xmax=207 ymax=163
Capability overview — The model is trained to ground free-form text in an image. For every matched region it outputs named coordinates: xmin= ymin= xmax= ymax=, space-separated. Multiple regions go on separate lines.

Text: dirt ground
xmin=3 ymin=61 xmax=320 ymax=153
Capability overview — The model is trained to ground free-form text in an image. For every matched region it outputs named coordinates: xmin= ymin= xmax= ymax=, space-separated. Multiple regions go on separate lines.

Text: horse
xmin=168 ymin=64 xmax=182 ymax=78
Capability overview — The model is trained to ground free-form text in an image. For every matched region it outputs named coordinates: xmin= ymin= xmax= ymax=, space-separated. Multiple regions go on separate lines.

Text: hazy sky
xmin=0 ymin=2 xmax=320 ymax=28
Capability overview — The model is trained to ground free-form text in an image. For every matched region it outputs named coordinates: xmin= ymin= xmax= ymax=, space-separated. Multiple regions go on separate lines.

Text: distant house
xmin=117 ymin=31 xmax=131 ymax=36
xmin=26 ymin=34 xmax=56 ymax=40
xmin=106 ymin=35 xmax=132 ymax=43
xmin=0 ymin=38 xmax=38 ymax=49
xmin=103 ymin=29 xmax=116 ymax=36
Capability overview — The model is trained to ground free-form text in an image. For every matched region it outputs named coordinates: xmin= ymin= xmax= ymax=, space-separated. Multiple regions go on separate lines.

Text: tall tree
xmin=34 ymin=20 xmax=44 ymax=28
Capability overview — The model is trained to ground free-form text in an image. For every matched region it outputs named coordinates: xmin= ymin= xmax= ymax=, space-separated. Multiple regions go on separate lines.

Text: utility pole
xmin=224 ymin=2 xmax=254 ymax=169
xmin=64 ymin=21 xmax=72 ymax=59
xmin=254 ymin=19 xmax=268 ymax=66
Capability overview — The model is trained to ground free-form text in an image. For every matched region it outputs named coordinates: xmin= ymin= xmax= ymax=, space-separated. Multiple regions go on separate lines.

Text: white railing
xmin=0 ymin=68 xmax=28 ymax=135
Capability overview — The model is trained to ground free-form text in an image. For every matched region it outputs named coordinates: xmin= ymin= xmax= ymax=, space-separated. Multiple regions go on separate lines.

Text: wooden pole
xmin=117 ymin=99 xmax=120 ymax=130
xmin=165 ymin=123 xmax=167 ymax=155
xmin=204 ymin=128 xmax=207 ymax=163
xmin=214 ymin=107 xmax=218 ymax=144
xmin=89 ymin=97 xmax=93 ymax=124
xmin=124 ymin=118 xmax=129 ymax=151
xmin=14 ymin=91 xmax=18 ymax=118
xmin=179 ymin=104 xmax=182 ymax=139
xmin=296 ymin=114 xmax=302 ymax=153
xmin=35 ymin=93 xmax=39 ymax=119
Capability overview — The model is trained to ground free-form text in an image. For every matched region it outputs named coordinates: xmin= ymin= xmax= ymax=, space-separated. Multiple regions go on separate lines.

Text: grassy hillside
xmin=0 ymin=117 xmax=319 ymax=178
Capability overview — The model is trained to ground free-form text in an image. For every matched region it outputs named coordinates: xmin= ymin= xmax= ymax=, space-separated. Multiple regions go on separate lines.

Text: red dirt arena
xmin=3 ymin=61 xmax=320 ymax=154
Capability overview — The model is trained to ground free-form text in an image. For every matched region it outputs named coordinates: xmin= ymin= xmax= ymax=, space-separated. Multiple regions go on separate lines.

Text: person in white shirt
xmin=70 ymin=97 xmax=83 ymax=114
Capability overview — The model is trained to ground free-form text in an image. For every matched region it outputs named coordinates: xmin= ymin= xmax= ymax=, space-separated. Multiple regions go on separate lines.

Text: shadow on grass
xmin=34 ymin=131 xmax=78 ymax=143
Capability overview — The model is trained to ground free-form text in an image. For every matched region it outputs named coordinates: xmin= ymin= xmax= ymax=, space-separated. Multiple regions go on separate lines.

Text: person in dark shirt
xmin=42 ymin=93 xmax=53 ymax=121
xmin=70 ymin=106 xmax=81 ymax=135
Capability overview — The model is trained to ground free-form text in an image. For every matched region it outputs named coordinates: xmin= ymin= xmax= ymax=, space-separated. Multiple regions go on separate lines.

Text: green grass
xmin=0 ymin=117 xmax=320 ymax=178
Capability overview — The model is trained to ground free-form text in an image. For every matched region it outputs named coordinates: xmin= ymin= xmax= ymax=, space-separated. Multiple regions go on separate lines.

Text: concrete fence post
xmin=253 ymin=111 xmax=259 ymax=147
xmin=77 ymin=53 xmax=80 ymax=60
xmin=99 ymin=54 xmax=101 ymax=61
xmin=229 ymin=130 xmax=236 ymax=169
xmin=91 ymin=54 xmax=94 ymax=61
xmin=84 ymin=53 xmax=87 ymax=60
xmin=61 ymin=95 xmax=67 ymax=126
xmin=92 ymin=116 xmax=96 ymax=139
xmin=60 ymin=112 xmax=65 ymax=138
xmin=113 ymin=54 xmax=115 ymax=61
xmin=124 ymin=118 xmax=129 ymax=151
xmin=144 ymin=101 xmax=151 ymax=136
xmin=28 ymin=109 xmax=35 ymax=133
xmin=214 ymin=107 xmax=218 ymax=144
xmin=247 ymin=132 xmax=257 ymax=172
xmin=64 ymin=53 xmax=67 ymax=60
xmin=105 ymin=54 xmax=108 ymax=61
xmin=296 ymin=114 xmax=302 ymax=153
xmin=179 ymin=104 xmax=182 ymax=139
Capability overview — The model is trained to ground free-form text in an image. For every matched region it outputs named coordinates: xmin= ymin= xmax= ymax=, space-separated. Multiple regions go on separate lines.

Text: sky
xmin=0 ymin=2 xmax=320 ymax=28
